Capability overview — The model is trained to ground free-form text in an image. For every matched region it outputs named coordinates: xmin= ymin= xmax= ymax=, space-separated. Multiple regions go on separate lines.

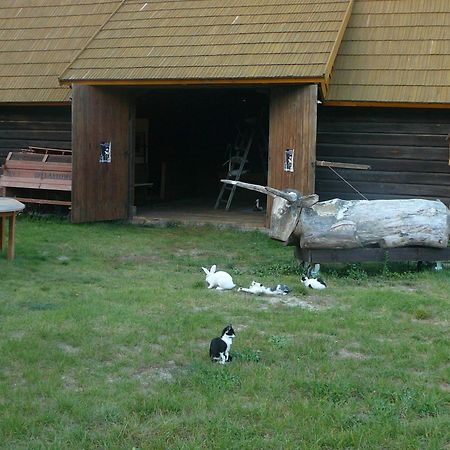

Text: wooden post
xmin=267 ymin=85 xmax=317 ymax=221
xmin=7 ymin=213 xmax=15 ymax=260
xmin=0 ymin=215 xmax=4 ymax=252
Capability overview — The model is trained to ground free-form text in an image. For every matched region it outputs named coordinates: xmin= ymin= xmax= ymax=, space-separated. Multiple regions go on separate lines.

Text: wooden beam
xmin=316 ymin=160 xmax=371 ymax=170
xmin=60 ymin=77 xmax=323 ymax=87
xmin=322 ymin=100 xmax=450 ymax=109
xmin=15 ymin=197 xmax=71 ymax=206
xmin=26 ymin=146 xmax=72 ymax=155
xmin=295 ymin=246 xmax=450 ymax=264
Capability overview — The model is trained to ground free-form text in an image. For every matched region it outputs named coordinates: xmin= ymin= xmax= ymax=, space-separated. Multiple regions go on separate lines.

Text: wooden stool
xmin=0 ymin=198 xmax=25 ymax=260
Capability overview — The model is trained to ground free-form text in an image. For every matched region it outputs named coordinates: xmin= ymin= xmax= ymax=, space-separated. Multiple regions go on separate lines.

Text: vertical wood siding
xmin=268 ymin=84 xmax=317 ymax=207
xmin=71 ymin=86 xmax=131 ymax=223
xmin=0 ymin=105 xmax=71 ymax=166
xmin=316 ymin=107 xmax=450 ymax=206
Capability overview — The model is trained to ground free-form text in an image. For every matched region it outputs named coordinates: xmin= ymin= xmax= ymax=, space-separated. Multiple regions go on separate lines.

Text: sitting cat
xmin=209 ymin=324 xmax=236 ymax=364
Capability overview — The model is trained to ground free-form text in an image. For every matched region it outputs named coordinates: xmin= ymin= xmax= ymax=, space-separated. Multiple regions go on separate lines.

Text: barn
xmin=317 ymin=0 xmax=450 ymax=205
xmin=1 ymin=0 xmax=449 ymax=225
xmin=0 ymin=0 xmax=124 ymax=206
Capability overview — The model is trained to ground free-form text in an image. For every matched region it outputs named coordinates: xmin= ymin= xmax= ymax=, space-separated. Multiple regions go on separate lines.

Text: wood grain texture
xmin=296 ymin=198 xmax=449 ymax=249
xmin=71 ymin=86 xmax=131 ymax=223
xmin=268 ymin=84 xmax=317 ymax=219
xmin=0 ymin=106 xmax=71 ymax=166
xmin=316 ymin=106 xmax=450 ymax=205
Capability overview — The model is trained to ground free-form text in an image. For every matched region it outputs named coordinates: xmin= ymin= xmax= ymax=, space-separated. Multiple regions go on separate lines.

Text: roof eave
xmin=322 ymin=100 xmax=450 ymax=109
xmin=0 ymin=101 xmax=71 ymax=106
xmin=58 ymin=76 xmax=325 ymax=87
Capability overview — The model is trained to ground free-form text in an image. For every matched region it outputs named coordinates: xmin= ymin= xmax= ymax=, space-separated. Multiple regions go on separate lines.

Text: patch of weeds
xmin=414 ymin=309 xmax=432 ymax=320
xmin=164 ymin=221 xmax=181 ymax=229
xmin=252 ymin=261 xmax=301 ymax=277
xmin=210 ymin=369 xmax=241 ymax=389
xmin=268 ymin=335 xmax=290 ymax=349
xmin=345 ymin=264 xmax=368 ymax=283
xmin=233 ymin=348 xmax=262 ymax=362
xmin=382 ymin=263 xmax=417 ymax=280
xmin=231 ymin=267 xmax=245 ymax=276
xmin=392 ymin=270 xmax=417 ymax=280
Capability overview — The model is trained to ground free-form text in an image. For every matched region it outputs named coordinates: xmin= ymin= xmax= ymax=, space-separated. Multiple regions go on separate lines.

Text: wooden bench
xmin=0 ymin=147 xmax=72 ymax=206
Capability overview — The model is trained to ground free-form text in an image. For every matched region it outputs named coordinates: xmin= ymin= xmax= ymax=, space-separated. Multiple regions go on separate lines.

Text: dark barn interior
xmin=133 ymin=88 xmax=270 ymax=215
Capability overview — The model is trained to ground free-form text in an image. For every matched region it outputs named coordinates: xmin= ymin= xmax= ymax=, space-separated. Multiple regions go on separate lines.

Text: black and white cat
xmin=209 ymin=324 xmax=236 ymax=364
xmin=238 ymin=281 xmax=291 ymax=295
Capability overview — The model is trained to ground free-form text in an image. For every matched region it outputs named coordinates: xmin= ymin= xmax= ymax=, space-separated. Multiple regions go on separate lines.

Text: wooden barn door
xmin=71 ymin=86 xmax=132 ymax=223
xmin=268 ymin=85 xmax=317 ymax=215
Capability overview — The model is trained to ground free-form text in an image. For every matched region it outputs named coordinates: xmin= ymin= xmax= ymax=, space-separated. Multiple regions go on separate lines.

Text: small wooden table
xmin=0 ymin=198 xmax=25 ymax=260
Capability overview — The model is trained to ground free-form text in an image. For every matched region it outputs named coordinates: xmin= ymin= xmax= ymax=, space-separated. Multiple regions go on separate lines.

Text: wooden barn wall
xmin=71 ymin=86 xmax=131 ymax=223
xmin=268 ymin=85 xmax=317 ymax=208
xmin=0 ymin=105 xmax=71 ymax=167
xmin=316 ymin=107 xmax=450 ymax=206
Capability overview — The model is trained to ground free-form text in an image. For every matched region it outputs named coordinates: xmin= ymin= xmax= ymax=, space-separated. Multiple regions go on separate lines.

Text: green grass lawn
xmin=0 ymin=216 xmax=449 ymax=449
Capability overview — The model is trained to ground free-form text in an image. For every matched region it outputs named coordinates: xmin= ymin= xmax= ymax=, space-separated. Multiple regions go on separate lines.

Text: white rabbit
xmin=202 ymin=265 xmax=236 ymax=290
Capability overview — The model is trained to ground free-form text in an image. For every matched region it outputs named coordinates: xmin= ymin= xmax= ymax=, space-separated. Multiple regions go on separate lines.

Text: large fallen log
xmin=222 ymin=180 xmax=450 ymax=249
xmin=297 ymin=198 xmax=449 ymax=249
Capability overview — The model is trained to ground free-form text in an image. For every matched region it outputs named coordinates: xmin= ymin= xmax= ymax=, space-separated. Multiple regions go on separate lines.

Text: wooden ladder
xmin=214 ymin=125 xmax=255 ymax=210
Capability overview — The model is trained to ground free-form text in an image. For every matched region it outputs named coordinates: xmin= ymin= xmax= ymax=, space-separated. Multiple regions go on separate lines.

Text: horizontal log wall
xmin=0 ymin=105 xmax=71 ymax=167
xmin=316 ymin=107 xmax=450 ymax=206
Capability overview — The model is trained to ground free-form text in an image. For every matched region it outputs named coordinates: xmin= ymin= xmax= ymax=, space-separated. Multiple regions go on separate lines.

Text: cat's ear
xmin=202 ymin=267 xmax=209 ymax=275
xmin=210 ymin=265 xmax=217 ymax=274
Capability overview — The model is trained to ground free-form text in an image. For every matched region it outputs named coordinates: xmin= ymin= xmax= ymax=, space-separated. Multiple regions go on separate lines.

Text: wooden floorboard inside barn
xmin=131 ymin=201 xmax=267 ymax=230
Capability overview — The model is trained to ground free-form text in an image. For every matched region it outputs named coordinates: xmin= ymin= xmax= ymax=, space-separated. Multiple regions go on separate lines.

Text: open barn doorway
xmin=133 ymin=87 xmax=269 ymax=227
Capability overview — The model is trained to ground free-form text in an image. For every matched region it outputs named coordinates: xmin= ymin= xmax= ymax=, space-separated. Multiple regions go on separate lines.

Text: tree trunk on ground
xmin=220 ymin=179 xmax=450 ymax=249
xmin=295 ymin=198 xmax=449 ymax=249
